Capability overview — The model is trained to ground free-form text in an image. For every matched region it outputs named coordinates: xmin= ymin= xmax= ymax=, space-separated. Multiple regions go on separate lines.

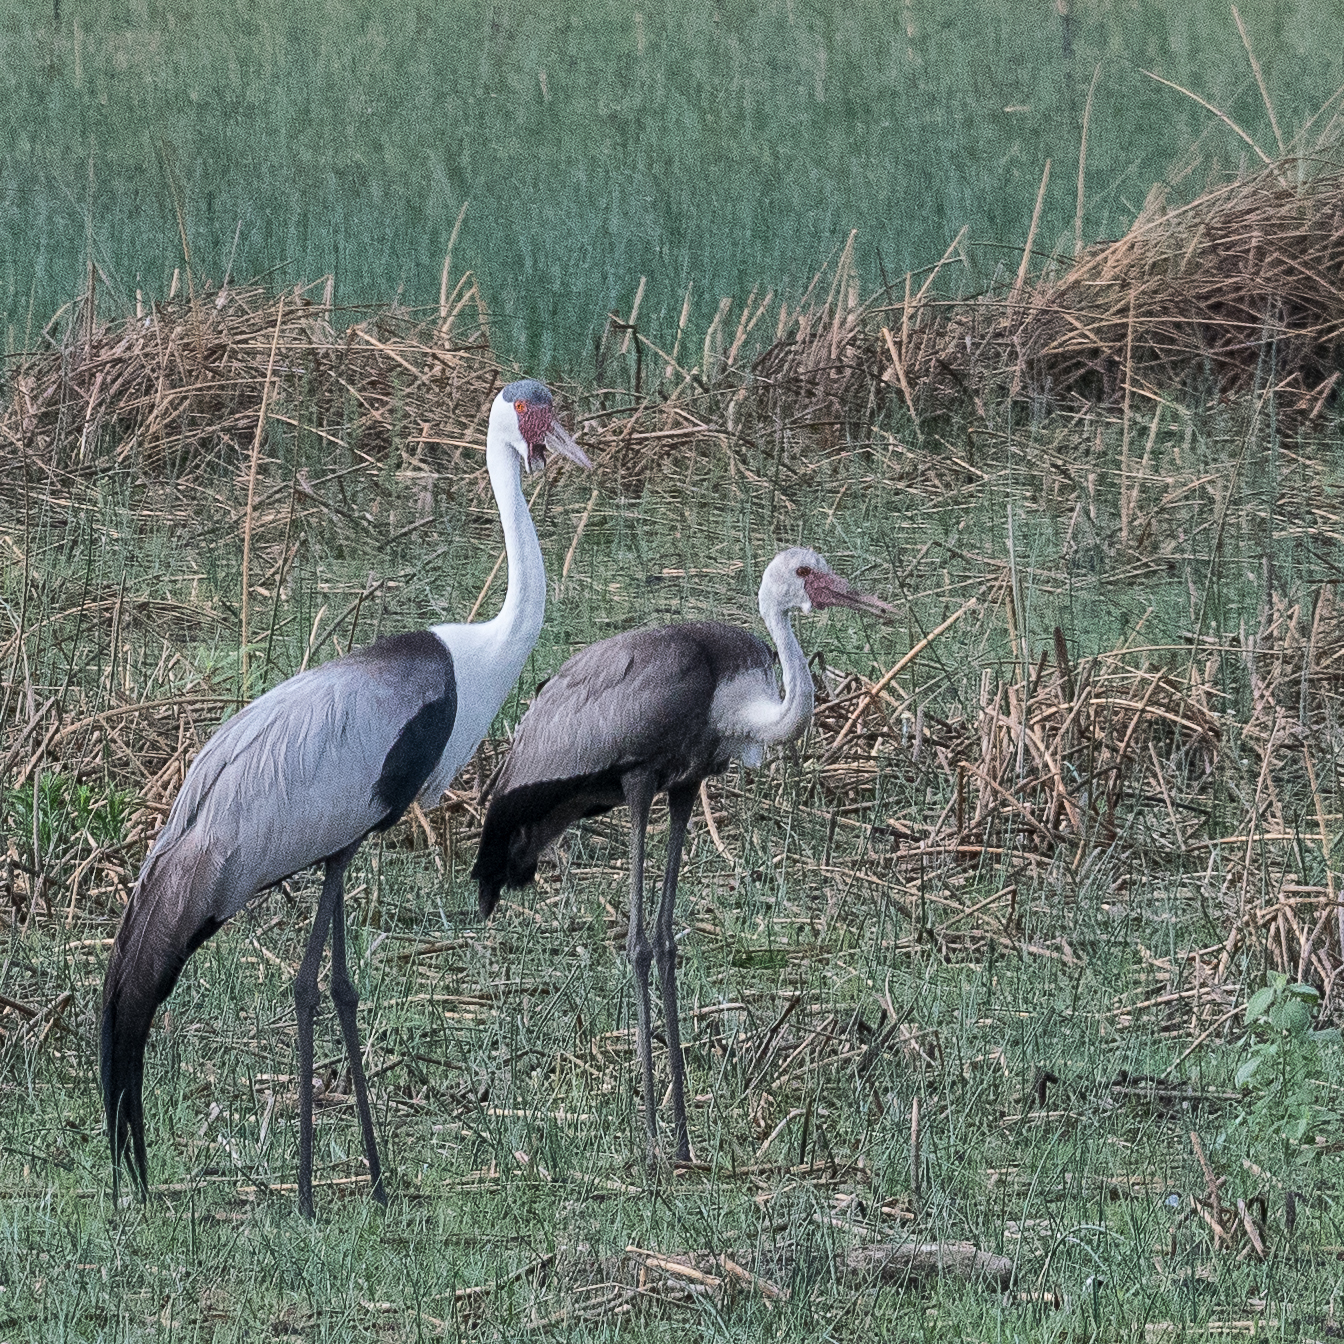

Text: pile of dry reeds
xmin=892 ymin=157 xmax=1344 ymax=419
xmin=0 ymin=251 xmax=885 ymax=512
xmin=603 ymin=152 xmax=1344 ymax=434
xmin=810 ymin=620 xmax=1221 ymax=865
xmin=799 ymin=582 xmax=1344 ymax=1015
xmin=0 ymin=271 xmax=498 ymax=494
xmin=587 ymin=229 xmax=890 ymax=450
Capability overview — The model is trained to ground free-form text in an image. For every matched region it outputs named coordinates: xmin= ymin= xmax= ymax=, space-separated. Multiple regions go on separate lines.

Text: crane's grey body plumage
xmin=473 ymin=622 xmax=773 ymax=914
xmin=138 ymin=631 xmax=453 ymax=916
xmin=101 ymin=630 xmax=456 ymax=1204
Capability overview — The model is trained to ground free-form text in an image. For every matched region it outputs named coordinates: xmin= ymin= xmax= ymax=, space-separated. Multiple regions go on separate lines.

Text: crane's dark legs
xmin=294 ymin=840 xmax=360 ymax=1220
xmin=655 ymin=784 xmax=696 ymax=1163
xmin=329 ymin=880 xmax=387 ymax=1208
xmin=621 ymin=771 xmax=660 ymax=1162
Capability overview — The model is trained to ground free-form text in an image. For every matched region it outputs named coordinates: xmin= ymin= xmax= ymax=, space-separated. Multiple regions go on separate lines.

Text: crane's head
xmin=760 ymin=546 xmax=896 ymax=619
xmin=492 ymin=378 xmax=592 ymax=474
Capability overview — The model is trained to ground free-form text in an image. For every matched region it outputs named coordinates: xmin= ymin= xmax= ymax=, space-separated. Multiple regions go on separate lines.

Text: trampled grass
xmin=2 ymin=336 xmax=1344 ymax=1336
xmin=4 ymin=0 xmax=1344 ymax=369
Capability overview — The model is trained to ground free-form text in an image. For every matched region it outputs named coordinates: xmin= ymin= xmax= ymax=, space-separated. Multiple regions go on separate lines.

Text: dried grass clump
xmin=811 ymin=623 xmax=1221 ymax=869
xmin=746 ymin=231 xmax=891 ymax=431
xmin=804 ymin=588 xmax=1344 ymax=1013
xmin=1 ymin=682 xmax=249 ymax=925
xmin=597 ymin=151 xmax=1344 ymax=439
xmin=0 ymin=271 xmax=498 ymax=497
xmin=590 ymin=230 xmax=891 ymax=457
xmin=897 ymin=158 xmax=1344 ymax=418
xmin=1216 ymin=590 xmax=1344 ymax=1013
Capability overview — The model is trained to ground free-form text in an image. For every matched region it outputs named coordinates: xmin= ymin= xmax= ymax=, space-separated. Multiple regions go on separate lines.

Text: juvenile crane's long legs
xmin=329 ymin=879 xmax=387 ymax=1208
xmin=654 ymin=784 xmax=696 ymax=1163
xmin=621 ymin=771 xmax=660 ymax=1161
xmin=294 ymin=839 xmax=361 ymax=1221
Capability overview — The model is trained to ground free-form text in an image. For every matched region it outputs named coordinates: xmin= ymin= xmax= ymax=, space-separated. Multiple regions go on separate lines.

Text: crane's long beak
xmin=542 ymin=422 xmax=592 ymax=470
xmin=805 ymin=570 xmax=897 ymax=619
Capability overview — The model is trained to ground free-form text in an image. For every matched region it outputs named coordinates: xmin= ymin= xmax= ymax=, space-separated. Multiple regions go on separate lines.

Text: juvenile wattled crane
xmin=472 ymin=547 xmax=893 ymax=1162
xmin=101 ymin=379 xmax=590 ymax=1218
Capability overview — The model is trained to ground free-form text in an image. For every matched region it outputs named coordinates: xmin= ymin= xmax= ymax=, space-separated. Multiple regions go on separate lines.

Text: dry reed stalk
xmin=1010 ymin=159 xmax=1051 ymax=309
xmin=560 ymin=488 xmax=600 ymax=583
xmin=1232 ymin=7 xmax=1285 ymax=158
xmin=239 ymin=298 xmax=285 ymax=697
xmin=1075 ymin=62 xmax=1102 ymax=258
xmin=822 ymin=596 xmax=980 ymax=764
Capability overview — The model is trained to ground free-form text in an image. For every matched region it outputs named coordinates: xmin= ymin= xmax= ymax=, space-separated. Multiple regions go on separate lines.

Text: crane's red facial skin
xmin=803 ymin=569 xmax=897 ymax=618
xmin=516 ymin=401 xmax=553 ymax=448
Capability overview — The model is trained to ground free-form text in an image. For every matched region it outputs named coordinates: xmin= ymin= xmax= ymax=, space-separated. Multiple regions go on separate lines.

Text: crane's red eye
xmin=514 ymin=399 xmax=528 ymax=417
xmin=796 ymin=566 xmax=812 ymax=577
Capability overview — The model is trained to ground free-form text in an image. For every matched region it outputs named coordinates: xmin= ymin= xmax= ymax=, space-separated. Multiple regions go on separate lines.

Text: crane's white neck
xmin=757 ymin=595 xmax=816 ymax=743
xmin=476 ymin=433 xmax=546 ymax=670
xmin=421 ymin=404 xmax=550 ymax=804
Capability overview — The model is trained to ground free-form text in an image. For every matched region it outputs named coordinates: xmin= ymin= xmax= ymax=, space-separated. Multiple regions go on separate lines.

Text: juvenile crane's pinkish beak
xmin=526 ymin=420 xmax=592 ymax=474
xmin=804 ymin=569 xmax=897 ymax=618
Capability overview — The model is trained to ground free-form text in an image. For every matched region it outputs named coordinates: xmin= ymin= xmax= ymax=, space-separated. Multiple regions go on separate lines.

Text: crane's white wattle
xmin=708 ymin=580 xmax=817 ymax=759
xmin=487 ymin=385 xmax=532 ymax=463
xmin=423 ymin=394 xmax=548 ymax=800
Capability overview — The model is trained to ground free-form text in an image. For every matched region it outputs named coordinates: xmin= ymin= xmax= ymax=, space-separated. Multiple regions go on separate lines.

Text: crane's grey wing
xmin=473 ymin=622 xmax=772 ymax=914
xmin=499 ymin=622 xmax=773 ymax=791
xmin=149 ymin=630 xmax=455 ymax=905
xmin=101 ymin=629 xmax=454 ymax=1195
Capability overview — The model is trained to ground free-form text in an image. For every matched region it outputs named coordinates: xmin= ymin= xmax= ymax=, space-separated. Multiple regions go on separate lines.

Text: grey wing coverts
xmin=101 ymin=630 xmax=455 ymax=1194
xmin=472 ymin=622 xmax=772 ymax=914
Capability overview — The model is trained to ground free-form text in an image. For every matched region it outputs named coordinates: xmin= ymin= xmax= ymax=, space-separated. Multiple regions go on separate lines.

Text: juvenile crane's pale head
xmin=759 ymin=546 xmax=896 ymax=619
xmin=491 ymin=378 xmax=592 ymax=474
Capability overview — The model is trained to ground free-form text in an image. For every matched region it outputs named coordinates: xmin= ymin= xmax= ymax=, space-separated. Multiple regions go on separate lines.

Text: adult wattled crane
xmin=101 ymin=379 xmax=590 ymax=1218
xmin=472 ymin=547 xmax=893 ymax=1163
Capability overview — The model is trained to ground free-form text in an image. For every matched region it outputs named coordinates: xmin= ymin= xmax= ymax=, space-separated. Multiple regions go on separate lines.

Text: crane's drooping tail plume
xmin=101 ymin=842 xmax=230 ymax=1198
xmin=473 ymin=773 xmax=623 ymax=917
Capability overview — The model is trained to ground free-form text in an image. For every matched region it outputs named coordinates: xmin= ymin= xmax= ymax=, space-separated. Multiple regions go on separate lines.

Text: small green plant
xmin=4 ymin=772 xmax=135 ymax=872
xmin=1232 ymin=972 xmax=1341 ymax=1161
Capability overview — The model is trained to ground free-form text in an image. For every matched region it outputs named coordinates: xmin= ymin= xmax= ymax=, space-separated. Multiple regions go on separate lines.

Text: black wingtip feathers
xmin=101 ymin=989 xmax=151 ymax=1202
xmin=476 ymin=878 xmax=503 ymax=920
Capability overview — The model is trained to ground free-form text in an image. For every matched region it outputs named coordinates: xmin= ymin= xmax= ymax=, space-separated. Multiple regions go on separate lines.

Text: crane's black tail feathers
xmin=101 ymin=856 xmax=225 ymax=1201
xmin=472 ymin=774 xmax=623 ymax=919
xmin=100 ymin=989 xmax=153 ymax=1201
xmin=471 ymin=794 xmax=540 ymax=919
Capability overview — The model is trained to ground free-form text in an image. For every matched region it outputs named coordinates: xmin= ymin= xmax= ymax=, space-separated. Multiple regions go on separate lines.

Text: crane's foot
xmin=641 ymin=1141 xmax=696 ymax=1179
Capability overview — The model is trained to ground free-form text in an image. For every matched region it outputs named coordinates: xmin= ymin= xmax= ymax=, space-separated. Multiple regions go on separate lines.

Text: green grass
xmin=3 ymin=0 xmax=1344 ymax=370
xmin=2 ymin=374 xmax=1344 ymax=1337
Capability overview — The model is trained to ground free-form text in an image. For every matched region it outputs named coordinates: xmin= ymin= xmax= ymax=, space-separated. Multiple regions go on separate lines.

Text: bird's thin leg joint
xmin=293 ymin=840 xmax=360 ymax=1220
xmin=655 ymin=784 xmax=696 ymax=1164
xmin=622 ymin=770 xmax=659 ymax=1162
xmin=328 ymin=865 xmax=386 ymax=1207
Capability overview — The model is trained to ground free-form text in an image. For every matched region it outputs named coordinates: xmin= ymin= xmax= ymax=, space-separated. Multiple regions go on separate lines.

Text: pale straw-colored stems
xmin=239 ymin=297 xmax=285 ymax=699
